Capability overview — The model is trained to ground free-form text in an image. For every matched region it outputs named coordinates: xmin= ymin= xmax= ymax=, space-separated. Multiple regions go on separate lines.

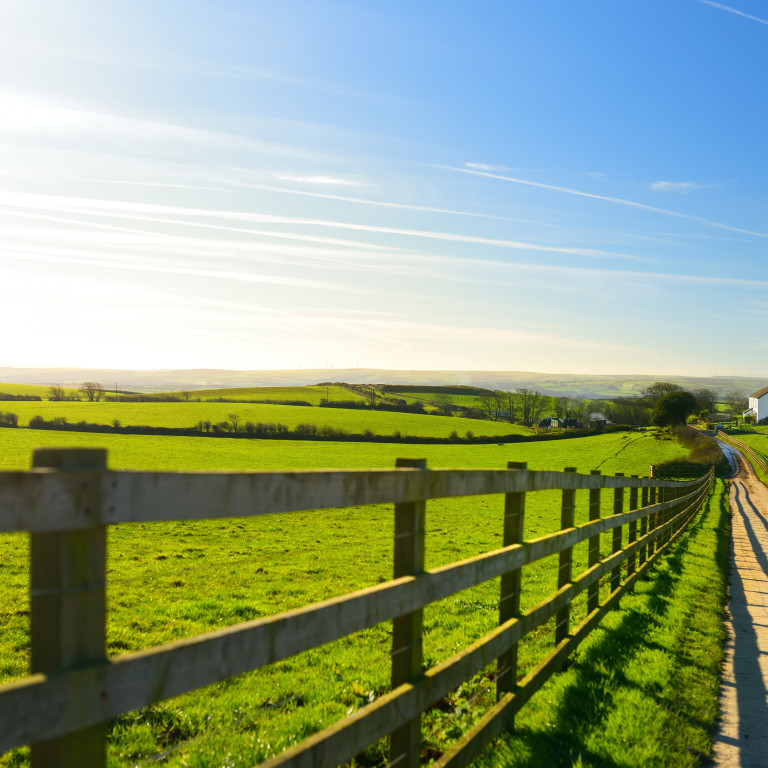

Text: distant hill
xmin=0 ymin=367 xmax=764 ymax=400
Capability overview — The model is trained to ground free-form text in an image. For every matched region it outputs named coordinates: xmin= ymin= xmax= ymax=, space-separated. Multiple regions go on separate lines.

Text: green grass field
xmin=1 ymin=400 xmax=531 ymax=439
xmin=0 ymin=427 xmax=723 ymax=767
xmin=0 ymin=382 xmax=72 ymax=398
xmin=165 ymin=385 xmax=366 ymax=404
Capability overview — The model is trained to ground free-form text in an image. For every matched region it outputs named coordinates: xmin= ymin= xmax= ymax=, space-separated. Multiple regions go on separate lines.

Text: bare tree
xmin=554 ymin=396 xmax=572 ymax=419
xmin=476 ymin=391 xmax=498 ymax=421
xmin=432 ymin=392 xmax=453 ymax=416
xmin=692 ymin=388 xmax=719 ymax=417
xmin=514 ymin=388 xmax=546 ymax=426
xmin=79 ymin=381 xmax=104 ymax=402
xmin=570 ymin=399 xmax=587 ymax=426
xmin=48 ymin=384 xmax=65 ymax=401
xmin=363 ymin=387 xmax=378 ymax=407
xmin=724 ymin=390 xmax=748 ymax=415
xmin=502 ymin=390 xmax=517 ymax=423
xmin=228 ymin=413 xmax=241 ymax=433
xmin=611 ymin=397 xmax=649 ymax=426
xmin=181 ymin=390 xmax=191 ymax=402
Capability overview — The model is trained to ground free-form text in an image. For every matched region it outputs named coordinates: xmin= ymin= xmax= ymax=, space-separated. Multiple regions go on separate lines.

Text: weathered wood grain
xmin=0 ymin=467 xmax=709 ymax=533
xmin=497 ymin=461 xmax=526 ymax=703
xmin=29 ymin=449 xmax=107 ymax=768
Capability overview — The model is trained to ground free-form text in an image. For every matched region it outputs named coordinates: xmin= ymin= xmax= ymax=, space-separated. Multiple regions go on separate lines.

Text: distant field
xmin=0 ymin=427 xmax=682 ymax=475
xmin=0 ymin=428 xmax=709 ymax=767
xmin=166 ymin=384 xmax=365 ymax=404
xmin=385 ymin=390 xmax=487 ymax=408
xmin=2 ymin=401 xmax=531 ymax=438
xmin=0 ymin=382 xmax=75 ymax=398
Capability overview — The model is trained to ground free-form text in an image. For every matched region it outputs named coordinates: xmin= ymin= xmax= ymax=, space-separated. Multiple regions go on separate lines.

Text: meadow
xmin=2 ymin=400 xmax=531 ymax=439
xmin=165 ymin=385 xmax=366 ymax=405
xmin=0 ymin=421 xmax=724 ymax=768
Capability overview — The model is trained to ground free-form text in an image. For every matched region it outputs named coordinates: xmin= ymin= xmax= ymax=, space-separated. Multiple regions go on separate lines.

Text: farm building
xmin=537 ymin=416 xmax=581 ymax=429
xmin=744 ymin=384 xmax=768 ymax=424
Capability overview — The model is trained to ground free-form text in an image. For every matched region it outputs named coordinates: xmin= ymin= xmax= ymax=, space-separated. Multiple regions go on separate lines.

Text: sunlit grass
xmin=0 ymin=428 xmax=723 ymax=767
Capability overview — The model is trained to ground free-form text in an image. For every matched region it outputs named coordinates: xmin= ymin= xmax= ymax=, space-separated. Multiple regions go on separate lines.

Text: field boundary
xmin=716 ymin=432 xmax=768 ymax=475
xmin=0 ymin=449 xmax=714 ymax=767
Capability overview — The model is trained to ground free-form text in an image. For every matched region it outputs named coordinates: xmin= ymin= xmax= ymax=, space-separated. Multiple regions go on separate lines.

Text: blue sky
xmin=1 ymin=0 xmax=766 ymax=376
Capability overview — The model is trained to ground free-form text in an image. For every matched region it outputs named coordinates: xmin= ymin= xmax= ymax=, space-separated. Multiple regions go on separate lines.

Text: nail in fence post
xmin=611 ymin=474 xmax=624 ymax=592
xmin=587 ymin=470 xmax=601 ymax=614
xmin=498 ymin=461 xmax=526 ymax=705
xmin=556 ymin=467 xmax=577 ymax=644
xmin=390 ymin=458 xmax=427 ymax=768
xmin=627 ymin=477 xmax=638 ymax=576
xmin=639 ymin=485 xmax=649 ymax=566
xmin=30 ymin=448 xmax=107 ymax=768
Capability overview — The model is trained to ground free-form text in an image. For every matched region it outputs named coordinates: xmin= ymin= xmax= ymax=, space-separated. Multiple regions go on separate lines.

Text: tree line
xmin=471 ymin=382 xmax=750 ymax=428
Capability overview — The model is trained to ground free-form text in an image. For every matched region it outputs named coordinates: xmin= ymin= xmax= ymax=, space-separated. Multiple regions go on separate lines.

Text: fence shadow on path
xmin=709 ymin=480 xmax=768 ymax=767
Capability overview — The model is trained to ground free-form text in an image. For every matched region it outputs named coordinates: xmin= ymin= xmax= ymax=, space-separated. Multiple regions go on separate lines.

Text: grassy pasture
xmin=0 ymin=382 xmax=60 ymax=398
xmin=165 ymin=385 xmax=365 ymax=404
xmin=2 ymin=401 xmax=530 ymax=438
xmin=727 ymin=428 xmax=768 ymax=481
xmin=384 ymin=391 xmax=486 ymax=408
xmin=0 ymin=428 xmax=722 ymax=767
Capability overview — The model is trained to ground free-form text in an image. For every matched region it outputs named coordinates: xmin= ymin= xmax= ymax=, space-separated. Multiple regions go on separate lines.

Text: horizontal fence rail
xmin=0 ymin=449 xmax=715 ymax=768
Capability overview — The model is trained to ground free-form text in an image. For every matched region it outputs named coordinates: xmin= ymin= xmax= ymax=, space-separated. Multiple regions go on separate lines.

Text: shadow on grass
xmin=489 ymin=484 xmax=728 ymax=768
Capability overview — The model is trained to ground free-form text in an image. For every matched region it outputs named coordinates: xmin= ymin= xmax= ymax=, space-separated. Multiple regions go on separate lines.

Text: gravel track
xmin=710 ymin=442 xmax=768 ymax=767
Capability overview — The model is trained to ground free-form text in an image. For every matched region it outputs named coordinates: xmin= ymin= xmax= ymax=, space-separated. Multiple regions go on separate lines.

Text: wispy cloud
xmin=0 ymin=245 xmax=340 ymax=290
xmin=229 ymin=180 xmax=558 ymax=227
xmin=445 ymin=164 xmax=768 ymax=239
xmin=276 ymin=174 xmax=367 ymax=187
xmin=0 ymin=190 xmax=639 ymax=261
xmin=0 ymin=90 xmax=322 ymax=161
xmin=650 ymin=180 xmax=713 ymax=193
xmin=464 ymin=162 xmax=515 ymax=172
xmin=697 ymin=0 xmax=768 ymax=25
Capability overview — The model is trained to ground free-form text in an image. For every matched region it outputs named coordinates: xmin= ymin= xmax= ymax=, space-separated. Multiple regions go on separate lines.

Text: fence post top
xmin=32 ymin=448 xmax=107 ymax=470
xmin=395 ymin=458 xmax=427 ymax=469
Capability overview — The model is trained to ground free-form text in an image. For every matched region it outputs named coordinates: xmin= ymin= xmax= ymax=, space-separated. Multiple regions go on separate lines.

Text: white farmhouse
xmin=744 ymin=385 xmax=768 ymax=424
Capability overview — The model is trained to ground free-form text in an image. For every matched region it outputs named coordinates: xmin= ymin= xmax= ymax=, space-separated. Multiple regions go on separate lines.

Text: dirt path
xmin=710 ymin=443 xmax=768 ymax=767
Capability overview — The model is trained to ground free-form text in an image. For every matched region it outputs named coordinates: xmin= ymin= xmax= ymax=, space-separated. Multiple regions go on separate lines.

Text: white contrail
xmin=443 ymin=164 xmax=768 ymax=239
xmin=224 ymin=179 xmax=560 ymax=227
xmin=698 ymin=0 xmax=768 ymax=25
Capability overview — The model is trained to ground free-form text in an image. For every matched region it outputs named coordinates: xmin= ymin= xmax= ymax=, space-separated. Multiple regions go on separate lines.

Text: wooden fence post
xmin=587 ymin=470 xmax=601 ymax=615
xmin=648 ymin=485 xmax=658 ymax=555
xmin=611 ymin=474 xmax=624 ymax=592
xmin=30 ymin=448 xmax=107 ymax=768
xmin=556 ymin=468 xmax=577 ymax=644
xmin=498 ymin=461 xmax=526 ymax=705
xmin=639 ymin=485 xmax=649 ymax=566
xmin=390 ymin=458 xmax=427 ymax=768
xmin=627 ymin=477 xmax=638 ymax=577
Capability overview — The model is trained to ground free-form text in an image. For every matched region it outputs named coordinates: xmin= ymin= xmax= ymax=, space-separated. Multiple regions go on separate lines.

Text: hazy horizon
xmin=2 ymin=2 xmax=767 ymax=377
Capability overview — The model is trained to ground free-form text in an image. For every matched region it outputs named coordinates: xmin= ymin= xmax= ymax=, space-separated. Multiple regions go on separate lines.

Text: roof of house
xmin=751 ymin=384 xmax=768 ymax=399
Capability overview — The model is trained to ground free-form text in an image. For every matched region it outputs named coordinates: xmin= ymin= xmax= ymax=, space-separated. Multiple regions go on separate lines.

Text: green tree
xmin=651 ymin=390 xmax=698 ymax=427
xmin=643 ymin=381 xmax=682 ymax=407
xmin=48 ymin=384 xmax=65 ymax=401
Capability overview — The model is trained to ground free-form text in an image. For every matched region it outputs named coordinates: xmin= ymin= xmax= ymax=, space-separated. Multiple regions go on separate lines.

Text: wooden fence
xmin=0 ymin=448 xmax=715 ymax=768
